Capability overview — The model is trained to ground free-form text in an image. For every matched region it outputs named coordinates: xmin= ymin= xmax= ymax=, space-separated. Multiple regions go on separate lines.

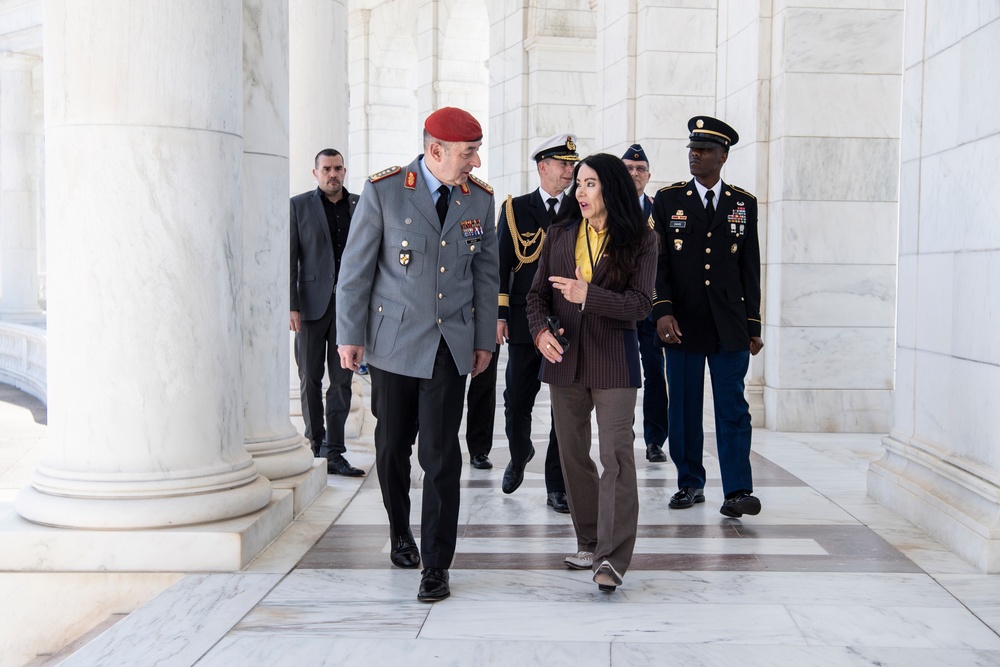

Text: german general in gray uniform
xmin=337 ymin=107 xmax=499 ymax=603
xmin=651 ymin=116 xmax=764 ymax=519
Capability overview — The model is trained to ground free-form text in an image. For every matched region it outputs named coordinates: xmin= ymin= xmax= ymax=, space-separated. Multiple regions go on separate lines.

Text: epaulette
xmin=468 ymin=173 xmax=493 ymax=195
xmin=729 ymin=184 xmax=757 ymax=199
xmin=369 ymin=165 xmax=401 ymax=182
xmin=657 ymin=181 xmax=687 ymax=192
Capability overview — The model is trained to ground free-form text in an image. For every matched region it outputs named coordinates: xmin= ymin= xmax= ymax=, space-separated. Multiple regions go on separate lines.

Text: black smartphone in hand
xmin=546 ymin=316 xmax=570 ymax=351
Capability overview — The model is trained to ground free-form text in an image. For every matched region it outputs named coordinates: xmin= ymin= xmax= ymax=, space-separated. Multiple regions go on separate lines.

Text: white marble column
xmin=242 ymin=0 xmax=314 ymax=482
xmin=289 ymin=0 xmax=348 ymax=196
xmin=869 ymin=0 xmax=1000 ymax=572
xmin=0 ymin=53 xmax=42 ymax=319
xmin=15 ymin=0 xmax=273 ymax=529
xmin=735 ymin=1 xmax=902 ymax=432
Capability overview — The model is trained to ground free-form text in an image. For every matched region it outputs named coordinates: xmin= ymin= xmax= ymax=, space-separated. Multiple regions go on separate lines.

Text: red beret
xmin=424 ymin=107 xmax=483 ymax=143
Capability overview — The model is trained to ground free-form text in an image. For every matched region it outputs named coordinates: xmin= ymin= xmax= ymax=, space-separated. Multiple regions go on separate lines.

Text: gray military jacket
xmin=336 ymin=155 xmax=499 ymax=379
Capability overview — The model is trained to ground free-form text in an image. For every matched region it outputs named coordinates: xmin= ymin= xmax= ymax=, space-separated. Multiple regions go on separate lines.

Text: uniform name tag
xmin=669 ymin=219 xmax=687 ymax=228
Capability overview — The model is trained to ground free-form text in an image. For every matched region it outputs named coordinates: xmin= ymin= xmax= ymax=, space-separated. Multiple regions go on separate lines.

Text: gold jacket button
xmin=402 ymin=240 xmax=409 ymax=247
xmin=441 ymin=240 xmax=447 ymax=247
xmin=705 ymin=264 xmax=711 ymax=270
xmin=440 ymin=266 xmax=446 ymax=273
xmin=378 ymin=305 xmax=383 ymax=312
xmin=437 ymin=318 xmax=443 ymax=324
xmin=705 ymin=280 xmax=711 ymax=286
xmin=705 ymin=248 xmax=711 ymax=254
xmin=438 ymin=293 xmax=443 ymax=299
xmin=470 ymin=244 xmax=476 ymax=251
xmin=707 ymin=232 xmax=712 ymax=238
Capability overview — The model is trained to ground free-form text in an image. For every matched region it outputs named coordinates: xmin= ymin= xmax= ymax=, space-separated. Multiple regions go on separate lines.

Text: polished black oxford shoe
xmin=470 ymin=453 xmax=493 ymax=470
xmin=417 ymin=568 xmax=450 ymax=602
xmin=390 ymin=530 xmax=420 ymax=569
xmin=547 ymin=491 xmax=570 ymax=513
xmin=668 ymin=487 xmax=705 ymax=509
xmin=645 ymin=443 xmax=667 ymax=462
xmin=501 ymin=446 xmax=535 ymax=494
xmin=328 ymin=455 xmax=364 ymax=477
xmin=720 ymin=492 xmax=761 ymax=518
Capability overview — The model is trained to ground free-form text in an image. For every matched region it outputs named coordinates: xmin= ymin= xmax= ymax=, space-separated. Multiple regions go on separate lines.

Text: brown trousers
xmin=550 ymin=383 xmax=639 ymax=576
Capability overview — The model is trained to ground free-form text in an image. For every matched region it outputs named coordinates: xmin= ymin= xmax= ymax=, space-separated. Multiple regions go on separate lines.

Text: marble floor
xmin=4 ymin=373 xmax=1000 ymax=666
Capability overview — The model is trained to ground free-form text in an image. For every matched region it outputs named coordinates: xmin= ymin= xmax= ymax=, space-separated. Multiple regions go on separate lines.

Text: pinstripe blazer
xmin=526 ymin=219 xmax=657 ymax=389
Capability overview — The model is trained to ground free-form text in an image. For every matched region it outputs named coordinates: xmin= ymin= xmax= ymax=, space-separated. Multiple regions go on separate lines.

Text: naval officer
xmin=651 ymin=116 xmax=764 ymax=518
xmin=337 ymin=107 xmax=499 ymax=601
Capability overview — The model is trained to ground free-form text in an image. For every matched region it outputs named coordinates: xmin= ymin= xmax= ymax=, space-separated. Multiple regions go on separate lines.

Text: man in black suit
xmin=651 ymin=117 xmax=764 ymax=517
xmin=290 ymin=148 xmax=364 ymax=477
xmin=497 ymin=133 xmax=576 ymax=513
xmin=622 ymin=143 xmax=669 ymax=464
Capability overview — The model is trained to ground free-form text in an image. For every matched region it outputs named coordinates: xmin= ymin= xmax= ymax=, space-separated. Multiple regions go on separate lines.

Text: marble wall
xmin=869 ymin=0 xmax=1000 ymax=572
xmin=487 ymin=0 xmax=596 ymax=201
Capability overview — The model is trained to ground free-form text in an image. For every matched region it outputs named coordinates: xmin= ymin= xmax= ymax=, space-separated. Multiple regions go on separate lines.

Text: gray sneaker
xmin=564 ymin=551 xmax=594 ymax=570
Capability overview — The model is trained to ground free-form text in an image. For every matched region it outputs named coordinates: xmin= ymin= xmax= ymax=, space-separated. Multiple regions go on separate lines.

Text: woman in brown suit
xmin=527 ymin=153 xmax=657 ymax=592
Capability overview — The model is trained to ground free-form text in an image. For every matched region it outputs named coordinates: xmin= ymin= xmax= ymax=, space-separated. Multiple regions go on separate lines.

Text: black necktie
xmin=435 ymin=185 xmax=450 ymax=224
xmin=705 ymin=189 xmax=715 ymax=222
xmin=546 ymin=197 xmax=559 ymax=220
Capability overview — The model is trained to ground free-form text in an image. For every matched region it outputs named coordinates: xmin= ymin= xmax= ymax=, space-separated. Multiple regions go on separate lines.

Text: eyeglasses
xmin=626 ymin=165 xmax=649 ymax=174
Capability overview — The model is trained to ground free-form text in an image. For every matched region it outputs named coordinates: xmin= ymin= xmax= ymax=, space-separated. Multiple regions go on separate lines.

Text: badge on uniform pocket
xmin=399 ymin=249 xmax=411 ymax=266
xmin=674 ymin=239 xmax=684 ymax=251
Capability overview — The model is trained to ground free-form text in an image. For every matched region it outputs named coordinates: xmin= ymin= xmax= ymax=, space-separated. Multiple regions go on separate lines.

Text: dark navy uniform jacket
xmin=651 ymin=179 xmax=761 ymax=354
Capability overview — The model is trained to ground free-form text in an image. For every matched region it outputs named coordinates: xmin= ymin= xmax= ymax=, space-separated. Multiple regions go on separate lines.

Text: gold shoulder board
xmin=468 ymin=174 xmax=493 ymax=195
xmin=657 ymin=181 xmax=687 ymax=193
xmin=729 ymin=184 xmax=757 ymax=200
xmin=369 ymin=165 xmax=402 ymax=182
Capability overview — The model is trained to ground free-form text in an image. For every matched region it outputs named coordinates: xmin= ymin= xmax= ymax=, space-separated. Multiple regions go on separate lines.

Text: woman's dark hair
xmin=554 ymin=153 xmax=651 ymax=286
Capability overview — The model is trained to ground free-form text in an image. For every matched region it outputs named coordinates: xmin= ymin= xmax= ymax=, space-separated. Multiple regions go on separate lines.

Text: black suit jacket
xmin=290 ymin=188 xmax=359 ymax=321
xmin=498 ymin=189 xmax=568 ymax=344
xmin=650 ymin=179 xmax=761 ymax=354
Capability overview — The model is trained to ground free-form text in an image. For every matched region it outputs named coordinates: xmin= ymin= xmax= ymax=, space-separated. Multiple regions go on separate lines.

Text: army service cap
xmin=687 ymin=116 xmax=739 ymax=150
xmin=621 ymin=143 xmax=648 ymax=163
xmin=532 ymin=133 xmax=579 ymax=162
xmin=424 ymin=107 xmax=483 ymax=142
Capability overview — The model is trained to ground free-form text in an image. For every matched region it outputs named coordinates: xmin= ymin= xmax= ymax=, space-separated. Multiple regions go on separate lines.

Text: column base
xmin=246 ymin=431 xmax=314 ymax=481
xmin=868 ymin=434 xmax=1000 ymax=572
xmin=16 ymin=471 xmax=273 ymax=530
xmin=271 ymin=458 xmax=328 ymax=516
xmin=1 ymin=488 xmax=293 ymax=572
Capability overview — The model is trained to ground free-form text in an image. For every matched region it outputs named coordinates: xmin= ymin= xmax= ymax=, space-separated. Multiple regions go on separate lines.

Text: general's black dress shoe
xmin=309 ymin=439 xmax=323 ymax=457
xmin=470 ymin=453 xmax=493 ymax=470
xmin=390 ymin=530 xmax=420 ymax=569
xmin=417 ymin=568 xmax=450 ymax=602
xmin=720 ymin=492 xmax=761 ymax=518
xmin=547 ymin=491 xmax=570 ymax=513
xmin=668 ymin=487 xmax=705 ymax=509
xmin=501 ymin=446 xmax=535 ymax=494
xmin=645 ymin=443 xmax=667 ymax=462
xmin=327 ymin=454 xmax=364 ymax=477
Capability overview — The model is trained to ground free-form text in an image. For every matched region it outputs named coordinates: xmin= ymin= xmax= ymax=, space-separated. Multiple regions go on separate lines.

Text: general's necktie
xmin=705 ymin=189 xmax=715 ymax=222
xmin=436 ymin=185 xmax=450 ymax=224
xmin=546 ymin=197 xmax=559 ymax=220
